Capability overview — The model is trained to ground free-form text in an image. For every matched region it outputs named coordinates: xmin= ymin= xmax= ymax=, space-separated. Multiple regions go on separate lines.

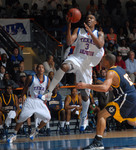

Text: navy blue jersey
xmin=0 ymin=94 xmax=16 ymax=111
xmin=47 ymin=93 xmax=62 ymax=110
xmin=109 ymin=66 xmax=136 ymax=97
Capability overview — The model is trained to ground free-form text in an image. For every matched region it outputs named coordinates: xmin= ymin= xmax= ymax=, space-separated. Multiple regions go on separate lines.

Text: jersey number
xmin=124 ymin=73 xmax=133 ymax=86
xmin=85 ymin=43 xmax=89 ymax=50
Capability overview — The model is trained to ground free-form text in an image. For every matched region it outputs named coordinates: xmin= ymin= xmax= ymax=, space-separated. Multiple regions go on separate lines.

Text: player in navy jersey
xmin=76 ymin=54 xmax=136 ymax=150
xmin=7 ymin=64 xmax=51 ymax=143
xmin=38 ymin=14 xmax=105 ymax=131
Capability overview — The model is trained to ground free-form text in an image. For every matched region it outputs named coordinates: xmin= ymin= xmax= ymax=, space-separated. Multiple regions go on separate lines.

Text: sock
xmin=48 ymin=68 xmax=65 ymax=92
xmin=46 ymin=122 xmax=50 ymax=128
xmin=66 ymin=122 xmax=70 ymax=125
xmin=60 ymin=121 xmax=65 ymax=128
xmin=81 ymin=99 xmax=90 ymax=117
xmin=95 ymin=135 xmax=103 ymax=141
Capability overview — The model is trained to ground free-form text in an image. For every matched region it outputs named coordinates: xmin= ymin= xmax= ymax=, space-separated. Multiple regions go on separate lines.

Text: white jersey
xmin=27 ymin=75 xmax=49 ymax=98
xmin=68 ymin=28 xmax=104 ymax=68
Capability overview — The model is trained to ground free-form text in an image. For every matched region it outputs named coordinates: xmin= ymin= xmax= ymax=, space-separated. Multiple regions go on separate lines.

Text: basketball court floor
xmin=1 ymin=129 xmax=136 ymax=150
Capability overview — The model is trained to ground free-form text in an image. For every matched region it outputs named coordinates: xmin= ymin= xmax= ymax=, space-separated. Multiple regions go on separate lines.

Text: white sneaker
xmin=42 ymin=92 xmax=52 ymax=101
xmin=30 ymin=129 xmax=39 ymax=140
xmin=79 ymin=113 xmax=88 ymax=131
xmin=7 ymin=134 xmax=17 ymax=143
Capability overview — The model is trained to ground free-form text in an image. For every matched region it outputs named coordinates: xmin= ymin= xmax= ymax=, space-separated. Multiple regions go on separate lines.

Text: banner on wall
xmin=0 ymin=19 xmax=31 ymax=42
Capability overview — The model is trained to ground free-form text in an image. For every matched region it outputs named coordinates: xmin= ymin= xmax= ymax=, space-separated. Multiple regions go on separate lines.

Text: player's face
xmin=6 ymin=86 xmax=12 ymax=95
xmin=86 ymin=15 xmax=96 ymax=27
xmin=71 ymin=88 xmax=77 ymax=96
xmin=37 ymin=64 xmax=45 ymax=74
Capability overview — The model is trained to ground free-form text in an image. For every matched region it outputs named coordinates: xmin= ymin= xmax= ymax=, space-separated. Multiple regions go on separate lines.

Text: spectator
xmin=12 ymin=62 xmax=26 ymax=83
xmin=125 ymin=0 xmax=136 ymax=17
xmin=125 ymin=51 xmax=136 ymax=83
xmin=115 ymin=51 xmax=126 ymax=70
xmin=117 ymin=27 xmax=127 ymax=45
xmin=128 ymin=27 xmax=136 ymax=51
xmin=48 ymin=71 xmax=54 ymax=81
xmin=46 ymin=84 xmax=65 ymax=135
xmin=106 ymin=27 xmax=118 ymax=49
xmin=118 ymin=39 xmax=130 ymax=60
xmin=43 ymin=55 xmax=56 ymax=75
xmin=0 ymin=73 xmax=19 ymax=89
xmin=0 ymin=53 xmax=13 ymax=74
xmin=64 ymin=88 xmax=82 ymax=134
xmin=0 ymin=47 xmax=9 ymax=58
xmin=17 ymin=72 xmax=27 ymax=87
xmin=0 ymin=85 xmax=20 ymax=138
xmin=30 ymin=64 xmax=38 ymax=75
xmin=105 ymin=41 xmax=117 ymax=55
xmin=32 ymin=0 xmax=46 ymax=10
xmin=10 ymin=47 xmax=24 ymax=73
xmin=0 ymin=65 xmax=6 ymax=80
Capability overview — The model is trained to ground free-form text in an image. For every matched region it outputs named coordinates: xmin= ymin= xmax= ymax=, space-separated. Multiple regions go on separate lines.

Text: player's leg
xmin=83 ymin=108 xmax=111 ymax=150
xmin=76 ymin=68 xmax=92 ymax=131
xmin=39 ymin=63 xmax=71 ymax=101
xmin=65 ymin=109 xmax=71 ymax=134
xmin=7 ymin=98 xmax=34 ymax=143
xmin=30 ymin=101 xmax=51 ymax=140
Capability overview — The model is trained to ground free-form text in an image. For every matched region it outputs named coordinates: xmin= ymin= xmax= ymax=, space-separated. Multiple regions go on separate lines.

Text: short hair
xmin=104 ymin=54 xmax=116 ymax=66
xmin=36 ymin=63 xmax=44 ymax=70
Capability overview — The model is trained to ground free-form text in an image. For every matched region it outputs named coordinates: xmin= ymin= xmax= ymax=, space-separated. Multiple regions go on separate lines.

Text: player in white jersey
xmin=38 ymin=14 xmax=105 ymax=131
xmin=7 ymin=64 xmax=51 ymax=143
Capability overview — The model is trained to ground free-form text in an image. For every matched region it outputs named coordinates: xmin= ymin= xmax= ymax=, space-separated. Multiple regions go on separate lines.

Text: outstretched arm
xmin=76 ymin=71 xmax=114 ymax=92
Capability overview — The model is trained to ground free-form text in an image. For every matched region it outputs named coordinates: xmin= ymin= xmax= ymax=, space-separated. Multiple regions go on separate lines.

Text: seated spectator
xmin=96 ymin=69 xmax=107 ymax=84
xmin=118 ymin=39 xmax=130 ymax=60
xmin=115 ymin=51 xmax=126 ymax=70
xmin=17 ymin=72 xmax=27 ymax=87
xmin=29 ymin=64 xmax=38 ymax=75
xmin=0 ymin=47 xmax=9 ymax=58
xmin=46 ymin=84 xmax=65 ymax=136
xmin=128 ymin=27 xmax=136 ymax=51
xmin=105 ymin=27 xmax=118 ymax=49
xmin=125 ymin=50 xmax=136 ymax=83
xmin=43 ymin=55 xmax=56 ymax=75
xmin=0 ymin=73 xmax=19 ymax=89
xmin=117 ymin=27 xmax=127 ymax=45
xmin=64 ymin=87 xmax=82 ymax=134
xmin=12 ymin=62 xmax=26 ymax=83
xmin=10 ymin=47 xmax=24 ymax=74
xmin=0 ymin=53 xmax=13 ymax=74
xmin=48 ymin=71 xmax=54 ymax=81
xmin=0 ymin=85 xmax=20 ymax=138
xmin=105 ymin=41 xmax=117 ymax=55
xmin=0 ymin=65 xmax=6 ymax=80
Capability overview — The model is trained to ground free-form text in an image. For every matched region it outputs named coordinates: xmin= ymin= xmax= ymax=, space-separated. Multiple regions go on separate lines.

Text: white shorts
xmin=64 ymin=55 xmax=92 ymax=96
xmin=17 ymin=97 xmax=51 ymax=124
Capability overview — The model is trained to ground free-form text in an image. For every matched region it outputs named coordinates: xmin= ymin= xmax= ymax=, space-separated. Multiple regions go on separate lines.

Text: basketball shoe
xmin=79 ymin=112 xmax=88 ymax=131
xmin=7 ymin=134 xmax=17 ymax=143
xmin=30 ymin=128 xmax=39 ymax=140
xmin=83 ymin=137 xmax=104 ymax=150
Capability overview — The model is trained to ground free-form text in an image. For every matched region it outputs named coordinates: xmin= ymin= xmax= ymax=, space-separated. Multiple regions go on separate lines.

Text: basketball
xmin=67 ymin=8 xmax=81 ymax=23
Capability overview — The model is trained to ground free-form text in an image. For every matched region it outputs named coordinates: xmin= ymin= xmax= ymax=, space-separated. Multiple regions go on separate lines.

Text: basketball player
xmin=76 ymin=54 xmax=136 ymax=149
xmin=38 ymin=14 xmax=104 ymax=131
xmin=7 ymin=64 xmax=51 ymax=143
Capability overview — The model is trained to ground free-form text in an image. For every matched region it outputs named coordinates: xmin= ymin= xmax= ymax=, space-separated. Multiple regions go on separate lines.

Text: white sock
xmin=81 ymin=99 xmax=90 ymax=117
xmin=48 ymin=68 xmax=65 ymax=92
xmin=46 ymin=122 xmax=50 ymax=128
xmin=60 ymin=121 xmax=65 ymax=128
xmin=66 ymin=122 xmax=70 ymax=125
xmin=97 ymin=135 xmax=103 ymax=138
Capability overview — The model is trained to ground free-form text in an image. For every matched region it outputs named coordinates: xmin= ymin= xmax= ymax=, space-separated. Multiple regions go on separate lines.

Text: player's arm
xmin=14 ymin=94 xmax=20 ymax=116
xmin=76 ymin=93 xmax=82 ymax=110
xmin=66 ymin=17 xmax=78 ymax=46
xmin=21 ymin=75 xmax=32 ymax=98
xmin=76 ymin=71 xmax=114 ymax=92
xmin=84 ymin=23 xmax=104 ymax=49
xmin=64 ymin=96 xmax=77 ymax=110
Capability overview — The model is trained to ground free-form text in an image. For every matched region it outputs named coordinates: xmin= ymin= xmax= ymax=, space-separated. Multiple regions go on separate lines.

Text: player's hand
xmin=38 ymin=94 xmax=45 ymax=101
xmin=84 ymin=22 xmax=93 ymax=35
xmin=76 ymin=82 xmax=88 ymax=89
